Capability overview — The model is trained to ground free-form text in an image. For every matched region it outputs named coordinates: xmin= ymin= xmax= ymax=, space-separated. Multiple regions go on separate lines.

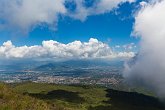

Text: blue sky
xmin=0 ymin=1 xmax=141 ymax=46
xmin=0 ymin=0 xmax=144 ymax=60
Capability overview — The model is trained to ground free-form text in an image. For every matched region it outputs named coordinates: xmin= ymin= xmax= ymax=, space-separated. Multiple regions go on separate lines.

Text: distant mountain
xmin=0 ymin=60 xmax=49 ymax=71
xmin=0 ymin=59 xmax=124 ymax=71
xmin=34 ymin=59 xmax=124 ymax=71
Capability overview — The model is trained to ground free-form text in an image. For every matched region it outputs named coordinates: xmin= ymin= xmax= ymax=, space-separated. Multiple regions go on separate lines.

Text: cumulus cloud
xmin=124 ymin=0 xmax=165 ymax=98
xmin=0 ymin=0 xmax=66 ymax=32
xmin=0 ymin=0 xmax=135 ymax=32
xmin=0 ymin=38 xmax=135 ymax=60
xmin=67 ymin=0 xmax=135 ymax=21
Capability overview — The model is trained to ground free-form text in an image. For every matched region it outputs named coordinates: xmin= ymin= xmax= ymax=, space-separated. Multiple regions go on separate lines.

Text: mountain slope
xmin=0 ymin=83 xmax=51 ymax=110
xmin=11 ymin=82 xmax=165 ymax=110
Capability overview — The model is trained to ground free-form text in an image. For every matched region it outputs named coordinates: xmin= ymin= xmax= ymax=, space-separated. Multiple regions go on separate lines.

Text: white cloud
xmin=68 ymin=0 xmax=135 ymax=21
xmin=0 ymin=0 xmax=66 ymax=31
xmin=123 ymin=43 xmax=136 ymax=50
xmin=114 ymin=43 xmax=137 ymax=50
xmin=139 ymin=1 xmax=147 ymax=7
xmin=0 ymin=38 xmax=135 ymax=60
xmin=0 ymin=0 xmax=136 ymax=32
xmin=115 ymin=45 xmax=121 ymax=48
xmin=124 ymin=0 xmax=165 ymax=98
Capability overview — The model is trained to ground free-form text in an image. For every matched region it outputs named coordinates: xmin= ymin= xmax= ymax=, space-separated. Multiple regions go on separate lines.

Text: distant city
xmin=0 ymin=64 xmax=123 ymax=87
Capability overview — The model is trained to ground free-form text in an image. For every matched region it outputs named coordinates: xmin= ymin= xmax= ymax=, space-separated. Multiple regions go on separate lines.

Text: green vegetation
xmin=0 ymin=82 xmax=165 ymax=110
xmin=13 ymin=83 xmax=108 ymax=110
xmin=0 ymin=83 xmax=50 ymax=110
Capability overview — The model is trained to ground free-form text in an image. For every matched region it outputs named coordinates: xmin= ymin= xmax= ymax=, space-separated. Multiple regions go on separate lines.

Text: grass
xmin=13 ymin=83 xmax=109 ymax=110
xmin=0 ymin=83 xmax=50 ymax=110
xmin=1 ymin=82 xmax=165 ymax=110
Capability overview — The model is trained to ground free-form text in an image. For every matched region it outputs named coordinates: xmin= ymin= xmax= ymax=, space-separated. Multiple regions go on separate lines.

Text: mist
xmin=124 ymin=0 xmax=165 ymax=98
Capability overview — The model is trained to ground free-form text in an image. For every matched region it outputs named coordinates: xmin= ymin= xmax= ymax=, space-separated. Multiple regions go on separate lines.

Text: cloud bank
xmin=124 ymin=0 xmax=165 ymax=97
xmin=0 ymin=38 xmax=134 ymax=60
xmin=0 ymin=0 xmax=135 ymax=32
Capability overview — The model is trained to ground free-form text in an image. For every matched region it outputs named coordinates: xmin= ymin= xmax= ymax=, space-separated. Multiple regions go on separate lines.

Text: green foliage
xmin=14 ymin=83 xmax=108 ymax=110
xmin=0 ymin=83 xmax=50 ymax=110
xmin=1 ymin=82 xmax=165 ymax=110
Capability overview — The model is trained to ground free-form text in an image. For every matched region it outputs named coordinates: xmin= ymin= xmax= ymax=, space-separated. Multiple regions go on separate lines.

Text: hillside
xmin=0 ymin=82 xmax=165 ymax=110
xmin=0 ymin=83 xmax=51 ymax=110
